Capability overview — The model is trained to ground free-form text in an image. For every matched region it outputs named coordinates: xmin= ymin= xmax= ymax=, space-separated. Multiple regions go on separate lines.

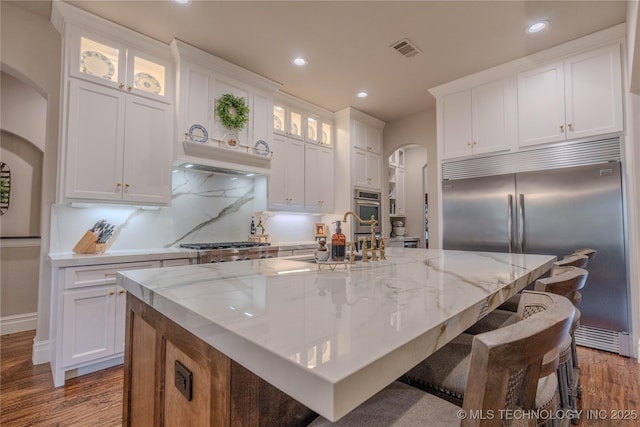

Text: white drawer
xmin=64 ymin=261 xmax=161 ymax=289
xmin=162 ymin=258 xmax=192 ymax=267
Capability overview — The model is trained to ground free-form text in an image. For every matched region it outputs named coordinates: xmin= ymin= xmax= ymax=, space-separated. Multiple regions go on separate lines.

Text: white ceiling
xmin=14 ymin=1 xmax=628 ymax=123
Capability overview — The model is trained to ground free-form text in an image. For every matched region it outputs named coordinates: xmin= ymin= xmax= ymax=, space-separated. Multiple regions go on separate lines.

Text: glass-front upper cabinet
xmin=69 ymin=28 xmax=171 ymax=102
xmin=306 ymin=116 xmax=333 ymax=146
xmin=273 ymin=103 xmax=303 ymax=139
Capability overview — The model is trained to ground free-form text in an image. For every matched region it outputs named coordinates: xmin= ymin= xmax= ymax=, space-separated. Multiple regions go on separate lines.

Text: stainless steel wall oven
xmin=353 ymin=189 xmax=381 ymax=235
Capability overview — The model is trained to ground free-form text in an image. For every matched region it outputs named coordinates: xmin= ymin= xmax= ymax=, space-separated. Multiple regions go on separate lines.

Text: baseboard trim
xmin=32 ymin=338 xmax=50 ymax=365
xmin=0 ymin=312 xmax=37 ymax=335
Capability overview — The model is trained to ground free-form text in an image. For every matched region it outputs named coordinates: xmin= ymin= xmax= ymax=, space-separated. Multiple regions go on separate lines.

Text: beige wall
xmin=1 ymin=1 xmax=60 ymax=354
xmin=383 ymin=108 xmax=440 ymax=248
xmin=0 ymin=245 xmax=40 ymax=318
xmin=1 ymin=72 xmax=47 ymax=151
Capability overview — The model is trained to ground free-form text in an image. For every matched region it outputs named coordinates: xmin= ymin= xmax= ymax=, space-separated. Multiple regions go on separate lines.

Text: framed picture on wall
xmin=314 ymin=223 xmax=327 ymax=238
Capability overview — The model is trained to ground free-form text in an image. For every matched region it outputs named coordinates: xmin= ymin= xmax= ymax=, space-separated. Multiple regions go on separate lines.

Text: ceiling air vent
xmin=391 ymin=38 xmax=422 ymax=58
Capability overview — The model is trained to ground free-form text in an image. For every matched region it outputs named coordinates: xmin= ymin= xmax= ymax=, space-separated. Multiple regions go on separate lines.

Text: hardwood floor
xmin=1 ymin=330 xmax=638 ymax=426
xmin=1 ymin=331 xmax=122 ymax=426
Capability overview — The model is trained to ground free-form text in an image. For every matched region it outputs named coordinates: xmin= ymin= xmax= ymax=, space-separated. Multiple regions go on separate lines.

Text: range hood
xmin=176 ymin=140 xmax=273 ymax=176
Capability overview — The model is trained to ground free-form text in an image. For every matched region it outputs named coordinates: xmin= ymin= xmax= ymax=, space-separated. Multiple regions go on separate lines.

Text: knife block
xmin=73 ymin=230 xmax=106 ymax=254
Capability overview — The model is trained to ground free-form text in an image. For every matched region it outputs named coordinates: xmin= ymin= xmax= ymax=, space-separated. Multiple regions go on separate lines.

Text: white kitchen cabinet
xmin=64 ymin=79 xmax=172 ymax=205
xmin=305 ymin=144 xmax=334 ymax=213
xmin=52 ymin=260 xmax=161 ymax=387
xmin=388 ymin=148 xmax=404 ymax=168
xmin=306 ymin=115 xmax=333 ymax=146
xmin=394 ymin=168 xmax=406 ymax=216
xmin=517 ymin=43 xmax=622 ymax=147
xmin=274 ymin=102 xmax=304 ymax=139
xmin=274 ymin=101 xmax=333 ymax=148
xmin=269 ymin=135 xmax=305 ymax=211
xmin=353 ymin=120 xmax=382 ymax=154
xmin=353 ymin=150 xmax=382 ymax=190
xmin=62 ymin=285 xmax=126 ymax=366
xmin=161 ymin=258 xmax=192 ymax=267
xmin=54 ymin=4 xmax=174 ymax=206
xmin=68 ymin=27 xmax=172 ymax=104
xmin=388 ymin=149 xmax=406 ymax=217
xmin=333 ymin=108 xmax=385 ymax=223
xmin=171 ymin=40 xmax=277 ymax=173
xmin=440 ymin=77 xmax=516 ymax=159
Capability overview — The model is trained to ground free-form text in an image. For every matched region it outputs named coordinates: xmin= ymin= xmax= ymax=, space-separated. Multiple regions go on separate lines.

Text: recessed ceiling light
xmin=173 ymin=0 xmax=191 ymax=5
xmin=527 ymin=20 xmax=549 ymax=34
xmin=292 ymin=57 xmax=308 ymax=67
xmin=357 ymin=91 xmax=368 ymax=98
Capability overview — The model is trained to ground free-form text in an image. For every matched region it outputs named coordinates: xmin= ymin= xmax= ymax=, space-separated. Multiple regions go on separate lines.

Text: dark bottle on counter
xmin=250 ymin=216 xmax=256 ymax=235
xmin=331 ymin=220 xmax=346 ymax=261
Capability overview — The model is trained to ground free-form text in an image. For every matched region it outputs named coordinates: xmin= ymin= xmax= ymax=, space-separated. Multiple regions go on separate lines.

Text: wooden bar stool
xmin=534 ymin=267 xmax=588 ymax=418
xmin=309 ymin=292 xmax=575 ymax=426
xmin=401 ymin=291 xmax=577 ymax=427
xmin=403 ymin=269 xmax=586 ymax=425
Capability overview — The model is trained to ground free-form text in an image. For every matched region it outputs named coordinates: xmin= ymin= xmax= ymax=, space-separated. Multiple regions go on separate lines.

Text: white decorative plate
xmin=274 ymin=115 xmax=282 ymax=130
xmin=225 ymin=133 xmax=239 ymax=149
xmin=188 ymin=124 xmax=208 ymax=143
xmin=322 ymin=131 xmax=329 ymax=143
xmin=254 ymin=140 xmax=270 ymax=156
xmin=81 ymin=51 xmax=115 ymax=80
xmin=134 ymin=72 xmax=161 ymax=94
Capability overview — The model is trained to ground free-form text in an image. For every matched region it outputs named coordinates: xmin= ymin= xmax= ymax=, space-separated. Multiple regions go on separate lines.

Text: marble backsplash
xmin=50 ymin=170 xmax=323 ymax=253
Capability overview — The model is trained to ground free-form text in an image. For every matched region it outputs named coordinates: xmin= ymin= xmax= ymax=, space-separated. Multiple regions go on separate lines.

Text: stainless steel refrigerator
xmin=442 ymin=161 xmax=630 ymax=355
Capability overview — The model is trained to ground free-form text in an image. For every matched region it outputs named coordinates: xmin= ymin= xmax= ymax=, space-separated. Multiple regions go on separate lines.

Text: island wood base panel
xmin=123 ymin=293 xmax=317 ymax=427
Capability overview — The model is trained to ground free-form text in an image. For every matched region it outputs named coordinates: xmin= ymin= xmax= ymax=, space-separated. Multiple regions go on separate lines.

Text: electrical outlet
xmin=174 ymin=360 xmax=193 ymax=401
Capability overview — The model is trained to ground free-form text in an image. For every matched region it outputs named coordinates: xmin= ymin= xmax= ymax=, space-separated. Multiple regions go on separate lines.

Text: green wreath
xmin=216 ymin=93 xmax=250 ymax=130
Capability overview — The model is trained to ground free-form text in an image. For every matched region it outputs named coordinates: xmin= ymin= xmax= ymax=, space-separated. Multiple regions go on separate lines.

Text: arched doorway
xmin=0 ymin=71 xmax=46 ymax=334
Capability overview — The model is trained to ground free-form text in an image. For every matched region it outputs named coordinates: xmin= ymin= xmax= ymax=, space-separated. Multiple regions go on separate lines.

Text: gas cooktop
xmin=179 ymin=241 xmax=271 ymax=250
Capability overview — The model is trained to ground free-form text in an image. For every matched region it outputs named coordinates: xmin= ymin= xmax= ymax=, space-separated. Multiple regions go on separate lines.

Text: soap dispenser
xmin=331 ymin=221 xmax=346 ymax=261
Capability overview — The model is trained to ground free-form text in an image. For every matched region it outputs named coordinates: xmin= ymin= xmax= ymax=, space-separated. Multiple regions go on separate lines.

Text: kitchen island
xmin=118 ymin=248 xmax=555 ymax=425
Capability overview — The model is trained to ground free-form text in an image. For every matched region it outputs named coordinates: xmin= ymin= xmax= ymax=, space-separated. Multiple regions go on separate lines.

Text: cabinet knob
xmin=127 ymin=86 xmax=133 ymax=92
xmin=560 ymin=124 xmax=565 ymax=131
xmin=567 ymin=123 xmax=573 ymax=130
xmin=125 ymin=183 xmax=130 ymax=188
xmin=109 ymin=290 xmax=116 ymax=296
xmin=119 ymin=83 xmax=125 ymax=89
xmin=119 ymin=289 xmax=126 ymax=294
xmin=116 ymin=183 xmax=122 ymax=188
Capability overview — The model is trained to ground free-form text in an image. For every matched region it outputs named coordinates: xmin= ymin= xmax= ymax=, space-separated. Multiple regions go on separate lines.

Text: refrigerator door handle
xmin=518 ymin=194 xmax=525 ymax=253
xmin=507 ymin=194 xmax=514 ymax=253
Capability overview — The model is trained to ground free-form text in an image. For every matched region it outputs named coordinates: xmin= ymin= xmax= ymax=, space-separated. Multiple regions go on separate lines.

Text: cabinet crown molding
xmin=170 ymin=39 xmax=281 ymax=94
xmin=334 ymin=107 xmax=385 ymax=129
xmin=52 ymin=1 xmax=171 ymax=60
xmin=429 ymin=23 xmax=626 ymax=99
xmin=275 ymin=92 xmax=333 ymax=118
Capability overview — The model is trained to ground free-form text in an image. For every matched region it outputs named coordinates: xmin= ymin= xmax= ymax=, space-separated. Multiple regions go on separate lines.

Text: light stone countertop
xmin=48 ymin=242 xmax=318 ymax=268
xmin=119 ymin=248 xmax=555 ymax=422
xmin=48 ymin=248 xmax=198 ymax=268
